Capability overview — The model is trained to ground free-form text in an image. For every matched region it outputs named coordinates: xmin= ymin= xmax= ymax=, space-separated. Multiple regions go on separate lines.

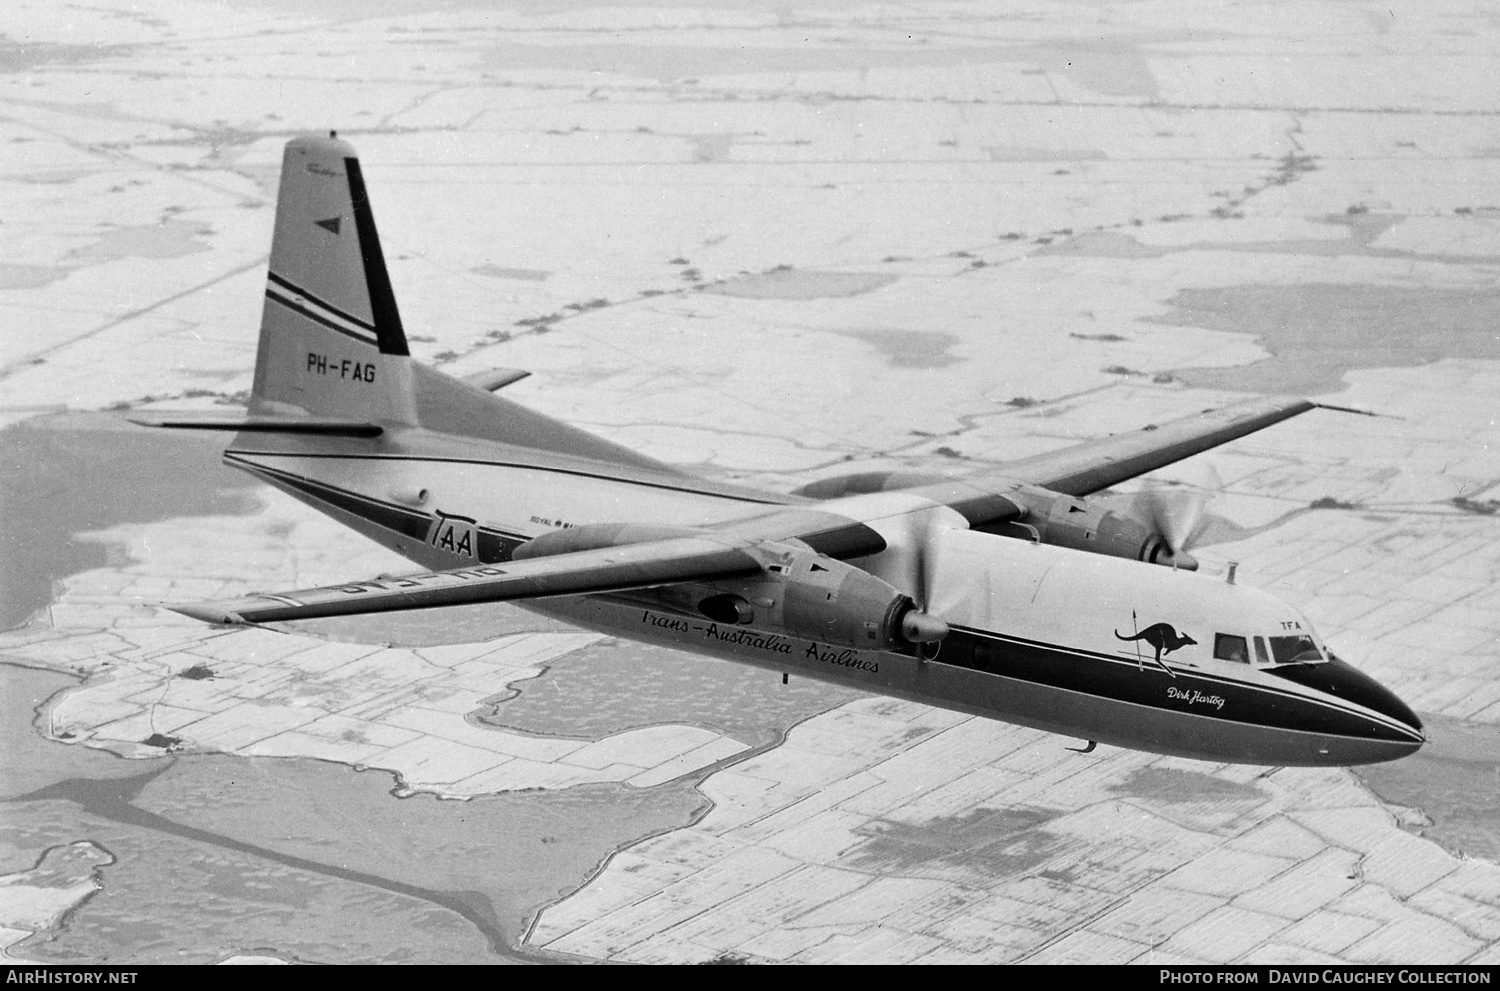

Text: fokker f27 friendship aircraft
xmin=137 ymin=135 xmax=1424 ymax=767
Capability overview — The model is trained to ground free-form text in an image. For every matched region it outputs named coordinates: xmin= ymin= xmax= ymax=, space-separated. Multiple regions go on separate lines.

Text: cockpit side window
xmin=1214 ymin=633 xmax=1249 ymax=663
xmin=1269 ymin=634 xmax=1323 ymax=665
xmin=1254 ymin=636 xmax=1271 ymax=665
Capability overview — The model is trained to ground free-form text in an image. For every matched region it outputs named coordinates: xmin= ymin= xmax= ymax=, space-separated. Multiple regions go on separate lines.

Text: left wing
xmin=176 ymin=535 xmax=764 ymax=626
xmin=173 ymin=504 xmax=899 ymax=628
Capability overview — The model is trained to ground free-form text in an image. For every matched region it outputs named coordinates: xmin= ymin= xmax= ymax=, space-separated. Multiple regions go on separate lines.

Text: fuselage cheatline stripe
xmin=950 ymin=622 xmax=1357 ymax=714
xmin=230 ymin=457 xmax=530 ymax=548
xmin=267 ymin=272 xmax=378 ymax=333
xmin=946 ymin=624 xmax=1417 ymax=739
xmin=941 ymin=628 xmax=1415 ymax=741
xmin=265 ymin=290 xmax=378 ymax=348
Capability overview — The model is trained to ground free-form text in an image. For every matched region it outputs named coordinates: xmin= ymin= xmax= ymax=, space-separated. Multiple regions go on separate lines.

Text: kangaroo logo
xmin=1115 ymin=623 xmax=1197 ymax=665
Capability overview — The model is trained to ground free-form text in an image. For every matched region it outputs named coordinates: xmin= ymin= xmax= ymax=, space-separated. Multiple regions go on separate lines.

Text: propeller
xmin=899 ymin=510 xmax=950 ymax=650
xmin=1129 ymin=462 xmax=1223 ymax=570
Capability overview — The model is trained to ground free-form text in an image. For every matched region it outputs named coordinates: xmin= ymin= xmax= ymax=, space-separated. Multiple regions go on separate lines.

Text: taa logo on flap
xmin=429 ymin=511 xmax=478 ymax=559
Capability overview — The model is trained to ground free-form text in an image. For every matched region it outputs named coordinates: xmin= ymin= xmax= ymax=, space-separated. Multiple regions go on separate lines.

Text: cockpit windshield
xmin=1268 ymin=634 xmax=1324 ymax=665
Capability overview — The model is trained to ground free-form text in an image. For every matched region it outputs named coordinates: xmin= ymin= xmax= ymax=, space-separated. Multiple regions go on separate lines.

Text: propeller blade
xmin=912 ymin=510 xmax=953 ymax=611
xmin=1131 ymin=462 xmax=1224 ymax=556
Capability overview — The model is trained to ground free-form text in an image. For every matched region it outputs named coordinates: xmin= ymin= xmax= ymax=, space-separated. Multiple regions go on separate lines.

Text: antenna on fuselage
xmin=1129 ymin=608 xmax=1143 ymax=672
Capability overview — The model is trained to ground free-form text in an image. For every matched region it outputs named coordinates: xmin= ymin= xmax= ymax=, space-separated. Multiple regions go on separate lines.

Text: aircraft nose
xmin=1326 ymin=656 xmax=1424 ymax=739
xmin=1271 ymin=656 xmax=1424 ymax=761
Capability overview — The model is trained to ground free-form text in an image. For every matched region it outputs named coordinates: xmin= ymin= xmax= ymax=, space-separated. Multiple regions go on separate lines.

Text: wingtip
xmin=1312 ymin=400 xmax=1387 ymax=418
xmin=170 ymin=603 xmax=249 ymax=627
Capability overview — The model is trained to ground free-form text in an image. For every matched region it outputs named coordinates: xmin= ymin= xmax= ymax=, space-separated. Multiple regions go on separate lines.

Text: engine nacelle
xmin=787 ymin=470 xmax=1195 ymax=570
xmin=987 ymin=486 xmax=1197 ymax=570
xmin=774 ymin=551 xmax=921 ymax=648
xmin=519 ymin=527 xmax=946 ymax=650
xmin=651 ymin=546 xmax=947 ymax=651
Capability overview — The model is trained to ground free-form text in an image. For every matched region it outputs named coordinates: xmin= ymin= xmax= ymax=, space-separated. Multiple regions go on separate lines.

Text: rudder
xmin=250 ymin=135 xmax=415 ymax=426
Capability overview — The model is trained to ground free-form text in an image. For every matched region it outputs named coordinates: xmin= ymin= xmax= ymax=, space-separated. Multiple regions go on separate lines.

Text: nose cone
xmin=1328 ymin=657 xmax=1423 ymax=736
xmin=1271 ymin=657 xmax=1424 ymax=762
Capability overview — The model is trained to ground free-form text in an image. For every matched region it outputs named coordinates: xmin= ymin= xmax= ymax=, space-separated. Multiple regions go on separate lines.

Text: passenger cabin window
xmin=1254 ymin=636 xmax=1271 ymax=665
xmin=1214 ymin=634 xmax=1249 ymax=663
xmin=1269 ymin=634 xmax=1323 ymax=665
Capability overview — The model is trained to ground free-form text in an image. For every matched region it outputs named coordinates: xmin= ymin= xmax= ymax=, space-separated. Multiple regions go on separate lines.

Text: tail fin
xmin=130 ymin=135 xmax=696 ymax=472
xmin=250 ymin=134 xmax=416 ymax=426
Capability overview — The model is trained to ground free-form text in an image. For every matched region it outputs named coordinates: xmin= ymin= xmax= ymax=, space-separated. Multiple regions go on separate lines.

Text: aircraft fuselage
xmin=223 ymin=428 xmax=1423 ymax=767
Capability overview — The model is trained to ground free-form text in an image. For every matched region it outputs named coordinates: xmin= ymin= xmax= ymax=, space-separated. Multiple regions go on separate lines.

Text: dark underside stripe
xmin=937 ymin=626 xmax=1411 ymax=742
xmin=230 ymin=457 xmax=528 ymax=563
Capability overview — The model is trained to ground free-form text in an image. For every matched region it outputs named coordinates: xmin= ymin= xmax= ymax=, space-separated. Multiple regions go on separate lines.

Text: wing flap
xmin=174 ymin=535 xmax=763 ymax=626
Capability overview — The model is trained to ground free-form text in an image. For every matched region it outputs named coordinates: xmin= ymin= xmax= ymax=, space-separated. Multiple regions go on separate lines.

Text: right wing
xmin=987 ymin=395 xmax=1316 ymax=497
xmin=176 ymin=535 xmax=764 ymax=626
xmin=794 ymin=396 xmax=1321 ymax=528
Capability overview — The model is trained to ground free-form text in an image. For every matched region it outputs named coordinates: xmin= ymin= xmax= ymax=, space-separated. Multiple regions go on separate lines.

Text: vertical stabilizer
xmin=251 ymin=135 xmax=416 ymax=426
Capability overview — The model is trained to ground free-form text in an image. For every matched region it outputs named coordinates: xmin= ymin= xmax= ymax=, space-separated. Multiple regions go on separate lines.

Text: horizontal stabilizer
xmin=128 ymin=411 xmax=383 ymax=438
xmin=173 ymin=535 xmax=766 ymax=626
xmin=461 ymin=368 xmax=531 ymax=392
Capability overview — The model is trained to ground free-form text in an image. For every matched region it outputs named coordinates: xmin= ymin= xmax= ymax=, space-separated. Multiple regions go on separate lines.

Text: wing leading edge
xmin=176 ymin=534 xmax=767 ymax=626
